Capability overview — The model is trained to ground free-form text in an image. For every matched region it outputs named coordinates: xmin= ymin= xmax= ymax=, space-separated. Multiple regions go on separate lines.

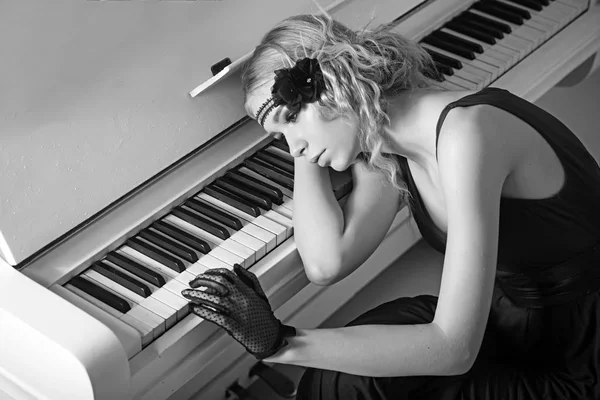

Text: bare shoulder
xmin=438 ymin=103 xmax=526 ymax=175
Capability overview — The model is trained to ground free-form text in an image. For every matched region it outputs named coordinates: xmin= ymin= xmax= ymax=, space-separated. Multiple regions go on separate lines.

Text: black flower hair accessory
xmin=255 ymin=58 xmax=325 ymax=127
xmin=272 ymin=58 xmax=325 ymax=113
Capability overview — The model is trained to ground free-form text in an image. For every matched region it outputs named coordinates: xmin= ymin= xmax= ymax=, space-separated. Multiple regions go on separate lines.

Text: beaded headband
xmin=254 ymin=57 xmax=325 ymax=128
xmin=255 ymin=97 xmax=277 ymax=127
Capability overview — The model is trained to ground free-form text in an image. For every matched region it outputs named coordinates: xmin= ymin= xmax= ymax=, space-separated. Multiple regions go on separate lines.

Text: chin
xmin=329 ymin=158 xmax=352 ymax=172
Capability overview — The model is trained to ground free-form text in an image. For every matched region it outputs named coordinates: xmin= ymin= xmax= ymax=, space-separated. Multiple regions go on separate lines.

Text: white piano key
xmin=174 ymin=270 xmax=198 ymax=286
xmin=196 ymin=253 xmax=234 ymax=272
xmin=119 ymin=246 xmax=179 ymax=280
xmin=163 ymin=278 xmax=194 ymax=302
xmin=265 ymin=145 xmax=293 ymax=162
xmin=273 ymin=199 xmax=293 ymax=219
xmin=186 ymin=259 xmax=211 ymax=276
xmin=195 ymin=192 xmax=278 ymax=252
xmin=165 ymin=214 xmax=249 ymax=267
xmin=238 ymin=166 xmax=295 ymax=199
xmin=151 ymin=287 xmax=189 ymax=320
xmin=468 ymin=10 xmax=530 ymax=58
xmin=120 ymin=313 xmax=154 ymax=346
xmin=220 ymin=239 xmax=255 ymax=267
xmin=444 ymin=73 xmax=479 ymax=89
xmin=82 ymin=269 xmax=167 ymax=340
xmin=195 ymin=193 xmax=287 ymax=245
xmin=83 ymin=268 xmax=146 ymax=304
xmin=100 ymin=257 xmax=188 ymax=322
xmin=187 ymin=207 xmax=266 ymax=261
xmin=497 ymin=4 xmax=559 ymax=41
xmin=556 ymin=0 xmax=585 ymax=13
xmin=230 ymin=230 xmax=266 ymax=260
xmin=474 ymin=4 xmax=546 ymax=49
xmin=261 ymin=209 xmax=294 ymax=238
xmin=73 ymin=274 xmax=155 ymax=346
xmin=421 ymin=42 xmax=496 ymax=85
xmin=127 ymin=305 xmax=166 ymax=339
xmin=252 ymin=215 xmax=287 ymax=245
xmin=64 ymin=282 xmax=123 ymax=319
xmin=52 ymin=284 xmax=142 ymax=358
xmin=432 ymin=80 xmax=467 ymax=91
xmin=139 ymin=296 xmax=178 ymax=330
xmin=436 ymin=29 xmax=508 ymax=75
xmin=100 ymin=258 xmax=158 ymax=292
xmin=544 ymin=1 xmax=578 ymax=27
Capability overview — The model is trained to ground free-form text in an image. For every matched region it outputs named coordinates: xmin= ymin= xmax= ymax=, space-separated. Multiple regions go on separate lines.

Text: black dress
xmin=296 ymin=87 xmax=600 ymax=399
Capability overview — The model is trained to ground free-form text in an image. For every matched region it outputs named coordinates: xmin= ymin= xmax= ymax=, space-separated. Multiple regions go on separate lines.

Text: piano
xmin=1 ymin=0 xmax=599 ymax=399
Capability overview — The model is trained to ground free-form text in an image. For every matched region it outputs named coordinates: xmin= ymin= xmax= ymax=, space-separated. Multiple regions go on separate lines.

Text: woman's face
xmin=248 ymin=87 xmax=361 ymax=172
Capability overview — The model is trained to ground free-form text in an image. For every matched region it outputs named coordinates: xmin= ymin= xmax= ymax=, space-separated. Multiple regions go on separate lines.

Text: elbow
xmin=450 ymin=350 xmax=475 ymax=375
xmin=302 ymin=257 xmax=343 ymax=286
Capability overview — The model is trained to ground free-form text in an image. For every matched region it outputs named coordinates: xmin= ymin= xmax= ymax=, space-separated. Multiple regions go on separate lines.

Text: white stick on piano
xmin=188 ymin=0 xmax=348 ymax=98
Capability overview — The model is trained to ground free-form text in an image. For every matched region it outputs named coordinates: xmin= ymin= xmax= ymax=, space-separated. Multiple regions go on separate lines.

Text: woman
xmin=182 ymin=14 xmax=600 ymax=399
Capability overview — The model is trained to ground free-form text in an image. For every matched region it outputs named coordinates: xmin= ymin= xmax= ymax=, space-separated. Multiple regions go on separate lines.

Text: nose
xmin=290 ymin=144 xmax=307 ymax=158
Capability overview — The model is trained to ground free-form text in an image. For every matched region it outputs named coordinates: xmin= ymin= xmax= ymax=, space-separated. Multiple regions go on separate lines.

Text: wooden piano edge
xmin=131 ymin=207 xmax=417 ymax=400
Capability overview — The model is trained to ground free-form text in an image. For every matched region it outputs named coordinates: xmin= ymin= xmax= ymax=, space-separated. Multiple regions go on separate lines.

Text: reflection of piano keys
xmin=2 ymin=0 xmax=600 ymax=398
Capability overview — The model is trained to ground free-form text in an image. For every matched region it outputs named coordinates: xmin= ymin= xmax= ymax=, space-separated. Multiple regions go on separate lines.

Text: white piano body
xmin=1 ymin=0 xmax=600 ymax=399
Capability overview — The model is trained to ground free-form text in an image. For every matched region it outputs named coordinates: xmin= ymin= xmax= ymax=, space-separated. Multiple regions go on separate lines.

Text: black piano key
xmin=70 ymin=276 xmax=131 ymax=313
xmin=270 ymin=138 xmax=290 ymax=153
xmin=531 ymin=0 xmax=550 ymax=6
xmin=471 ymin=1 xmax=525 ymax=25
xmin=425 ymin=48 xmax=463 ymax=69
xmin=421 ymin=34 xmax=476 ymax=60
xmin=226 ymin=170 xmax=284 ymax=205
xmin=445 ymin=20 xmax=497 ymax=45
xmin=214 ymin=177 xmax=273 ymax=210
xmin=255 ymin=151 xmax=294 ymax=175
xmin=244 ymin=158 xmax=295 ymax=190
xmin=423 ymin=65 xmax=445 ymax=81
xmin=106 ymin=252 xmax=166 ymax=287
xmin=455 ymin=15 xmax=505 ymax=40
xmin=127 ymin=237 xmax=186 ymax=273
xmin=185 ymin=197 xmax=243 ymax=230
xmin=505 ymin=0 xmax=543 ymax=11
xmin=435 ymin=63 xmax=454 ymax=77
xmin=429 ymin=30 xmax=484 ymax=54
xmin=138 ymin=229 xmax=199 ymax=263
xmin=203 ymin=185 xmax=261 ymax=218
xmin=92 ymin=261 xmax=152 ymax=298
xmin=484 ymin=0 xmax=532 ymax=19
xmin=462 ymin=11 xmax=512 ymax=34
xmin=152 ymin=220 xmax=211 ymax=254
xmin=172 ymin=207 xmax=230 ymax=240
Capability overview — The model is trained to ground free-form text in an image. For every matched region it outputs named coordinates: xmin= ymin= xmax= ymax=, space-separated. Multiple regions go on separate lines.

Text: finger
xmin=188 ymin=276 xmax=229 ymax=295
xmin=233 ymin=264 xmax=268 ymax=301
xmin=182 ymin=290 xmax=231 ymax=314
xmin=191 ymin=305 xmax=238 ymax=336
xmin=190 ymin=268 xmax=237 ymax=289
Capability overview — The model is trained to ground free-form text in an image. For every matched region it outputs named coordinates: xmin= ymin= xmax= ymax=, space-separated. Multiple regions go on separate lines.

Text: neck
xmin=382 ymin=89 xmax=440 ymax=172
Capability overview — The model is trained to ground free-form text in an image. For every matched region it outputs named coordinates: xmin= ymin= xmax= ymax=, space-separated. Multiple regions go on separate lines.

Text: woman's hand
xmin=181 ymin=264 xmax=296 ymax=360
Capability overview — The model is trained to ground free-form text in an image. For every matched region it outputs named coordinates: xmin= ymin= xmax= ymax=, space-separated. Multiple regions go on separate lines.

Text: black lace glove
xmin=181 ymin=264 xmax=296 ymax=360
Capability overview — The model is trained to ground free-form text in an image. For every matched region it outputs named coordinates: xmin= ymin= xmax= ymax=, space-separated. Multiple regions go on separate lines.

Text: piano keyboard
xmin=57 ymin=139 xmax=352 ymax=354
xmin=399 ymin=0 xmax=588 ymax=90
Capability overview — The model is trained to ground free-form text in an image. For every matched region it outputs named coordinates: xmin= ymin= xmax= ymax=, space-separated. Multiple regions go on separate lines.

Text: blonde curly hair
xmin=241 ymin=13 xmax=439 ymax=202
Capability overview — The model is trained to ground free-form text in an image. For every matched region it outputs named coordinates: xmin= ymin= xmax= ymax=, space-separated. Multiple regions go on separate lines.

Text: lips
xmin=309 ymin=150 xmax=324 ymax=164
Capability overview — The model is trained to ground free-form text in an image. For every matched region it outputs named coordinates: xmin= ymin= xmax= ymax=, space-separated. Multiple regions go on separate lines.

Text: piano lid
xmin=0 ymin=0 xmax=425 ymax=266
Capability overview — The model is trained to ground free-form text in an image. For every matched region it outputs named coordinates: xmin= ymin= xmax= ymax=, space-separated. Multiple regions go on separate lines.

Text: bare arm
xmin=265 ymin=107 xmax=516 ymax=377
xmin=293 ymin=156 xmax=401 ymax=285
